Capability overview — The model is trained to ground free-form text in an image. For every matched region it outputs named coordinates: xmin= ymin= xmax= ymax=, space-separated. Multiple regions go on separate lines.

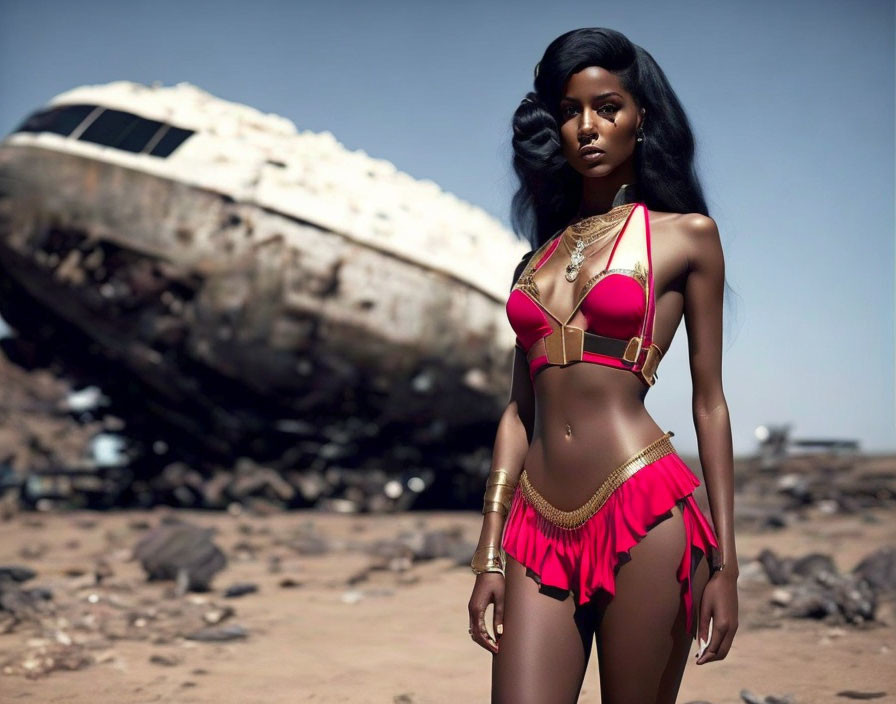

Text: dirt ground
xmin=0 ymin=501 xmax=894 ymax=704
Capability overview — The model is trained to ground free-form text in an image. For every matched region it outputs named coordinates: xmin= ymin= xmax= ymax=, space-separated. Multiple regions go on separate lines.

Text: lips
xmin=578 ymin=144 xmax=604 ymax=156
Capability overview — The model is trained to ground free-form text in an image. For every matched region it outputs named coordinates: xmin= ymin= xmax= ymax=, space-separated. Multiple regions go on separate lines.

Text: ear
xmin=638 ymin=107 xmax=646 ymax=130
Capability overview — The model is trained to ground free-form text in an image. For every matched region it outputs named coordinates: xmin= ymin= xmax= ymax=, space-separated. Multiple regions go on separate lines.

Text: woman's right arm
xmin=467 ymin=255 xmax=535 ymax=653
xmin=471 ymin=344 xmax=534 ymax=567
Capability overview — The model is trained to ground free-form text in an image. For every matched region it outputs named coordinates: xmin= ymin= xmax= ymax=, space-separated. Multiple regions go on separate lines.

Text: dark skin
xmin=468 ymin=66 xmax=739 ymax=702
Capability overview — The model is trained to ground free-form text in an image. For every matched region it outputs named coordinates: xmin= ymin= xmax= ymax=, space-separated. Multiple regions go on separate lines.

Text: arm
xmin=467 ymin=253 xmax=535 ymax=653
xmin=471 ymin=252 xmax=536 ymax=566
xmin=681 ymin=214 xmax=739 ymax=662
xmin=682 ymin=214 xmax=738 ymax=577
xmin=471 ymin=341 xmax=534 ymax=565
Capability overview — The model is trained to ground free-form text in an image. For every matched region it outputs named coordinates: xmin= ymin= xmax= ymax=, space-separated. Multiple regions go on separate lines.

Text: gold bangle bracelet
xmin=481 ymin=468 xmax=517 ymax=516
xmin=482 ymin=500 xmax=510 ymax=516
xmin=470 ymin=544 xmax=505 ymax=576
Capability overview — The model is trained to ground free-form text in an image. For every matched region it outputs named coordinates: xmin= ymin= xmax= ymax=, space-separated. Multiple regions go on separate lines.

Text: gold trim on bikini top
xmin=510 ymin=204 xmax=662 ymax=385
xmin=515 ymin=203 xmax=645 ymax=316
xmin=518 ymin=431 xmax=676 ymax=530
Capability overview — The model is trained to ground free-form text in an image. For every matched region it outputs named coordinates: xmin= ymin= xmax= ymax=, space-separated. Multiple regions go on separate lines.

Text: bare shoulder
xmin=647 ymin=209 xmax=722 ymax=270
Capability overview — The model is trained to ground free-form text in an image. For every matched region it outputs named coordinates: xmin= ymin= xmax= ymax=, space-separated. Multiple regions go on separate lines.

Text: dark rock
xmin=852 ymin=546 xmax=896 ymax=595
xmin=185 ymin=624 xmax=248 ymax=642
xmin=739 ymin=690 xmax=764 ymax=704
xmin=780 ymin=570 xmax=877 ymax=624
xmin=757 ymin=549 xmax=790 ymax=585
xmin=0 ymin=565 xmax=36 ymax=583
xmin=223 ymin=582 xmax=258 ymax=598
xmin=132 ymin=519 xmax=227 ymax=592
xmin=791 ymin=552 xmax=838 ymax=580
xmin=835 ymin=691 xmax=888 ymax=699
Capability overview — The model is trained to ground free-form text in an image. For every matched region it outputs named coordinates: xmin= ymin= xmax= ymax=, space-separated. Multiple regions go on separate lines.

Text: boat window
xmin=148 ymin=126 xmax=193 ymax=157
xmin=14 ymin=104 xmax=194 ymax=158
xmin=79 ymin=109 xmax=150 ymax=151
xmin=14 ymin=104 xmax=96 ymax=136
xmin=115 ymin=117 xmax=165 ymax=153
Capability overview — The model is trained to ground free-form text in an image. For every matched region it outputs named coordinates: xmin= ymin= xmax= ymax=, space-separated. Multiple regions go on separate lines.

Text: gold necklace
xmin=562 ymin=202 xmax=637 ymax=282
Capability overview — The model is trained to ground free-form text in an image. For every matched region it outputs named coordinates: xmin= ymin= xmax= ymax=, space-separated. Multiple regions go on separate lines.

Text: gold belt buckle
xmin=640 ymin=343 xmax=662 ymax=385
xmin=544 ymin=325 xmax=584 ymax=365
xmin=623 ymin=336 xmax=642 ymax=364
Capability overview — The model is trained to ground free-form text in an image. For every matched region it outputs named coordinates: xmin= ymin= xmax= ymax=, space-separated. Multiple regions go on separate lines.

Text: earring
xmin=636 ymin=126 xmax=645 ymax=143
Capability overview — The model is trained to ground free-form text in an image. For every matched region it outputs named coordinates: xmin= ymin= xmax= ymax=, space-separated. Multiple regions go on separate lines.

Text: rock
xmin=2 ymin=642 xmax=93 ymax=679
xmin=132 ymin=519 xmax=227 ymax=592
xmin=791 ymin=553 xmax=838 ymax=581
xmin=202 ymin=606 xmax=235 ymax=624
xmin=852 ymin=546 xmax=896 ymax=595
xmin=834 ymin=690 xmax=888 ymax=700
xmin=185 ymin=624 xmax=248 ymax=642
xmin=757 ymin=548 xmax=791 ymax=585
xmin=0 ymin=565 xmax=36 ymax=583
xmin=223 ymin=583 xmax=258 ymax=598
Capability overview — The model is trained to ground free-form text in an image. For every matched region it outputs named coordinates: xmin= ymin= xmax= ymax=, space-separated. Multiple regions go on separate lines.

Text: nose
xmin=577 ymin=109 xmax=597 ymax=141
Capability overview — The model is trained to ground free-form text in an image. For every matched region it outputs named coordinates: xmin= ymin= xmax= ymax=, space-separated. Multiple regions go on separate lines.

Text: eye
xmin=560 ymin=103 xmax=619 ymax=119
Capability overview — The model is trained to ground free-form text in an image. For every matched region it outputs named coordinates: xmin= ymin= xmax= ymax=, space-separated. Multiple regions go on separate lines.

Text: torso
xmin=519 ymin=207 xmax=694 ymax=510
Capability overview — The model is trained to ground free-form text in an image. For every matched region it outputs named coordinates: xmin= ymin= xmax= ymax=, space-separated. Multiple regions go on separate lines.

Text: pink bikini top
xmin=506 ymin=202 xmax=663 ymax=386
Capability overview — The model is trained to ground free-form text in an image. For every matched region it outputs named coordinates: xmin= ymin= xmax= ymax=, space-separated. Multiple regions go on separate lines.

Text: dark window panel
xmin=78 ymin=109 xmax=141 ymax=148
xmin=149 ymin=126 xmax=193 ymax=157
xmin=114 ymin=118 xmax=164 ymax=153
xmin=14 ymin=104 xmax=96 ymax=136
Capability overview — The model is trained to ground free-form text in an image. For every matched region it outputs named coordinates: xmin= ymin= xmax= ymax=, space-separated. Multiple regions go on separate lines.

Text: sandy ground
xmin=0 ymin=501 xmax=894 ymax=704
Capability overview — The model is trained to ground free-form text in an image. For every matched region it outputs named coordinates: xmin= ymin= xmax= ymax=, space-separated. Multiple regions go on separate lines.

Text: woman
xmin=467 ymin=28 xmax=739 ymax=703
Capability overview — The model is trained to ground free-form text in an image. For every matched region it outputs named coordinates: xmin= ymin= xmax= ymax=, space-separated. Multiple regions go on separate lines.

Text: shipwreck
xmin=0 ymin=81 xmax=527 ymax=510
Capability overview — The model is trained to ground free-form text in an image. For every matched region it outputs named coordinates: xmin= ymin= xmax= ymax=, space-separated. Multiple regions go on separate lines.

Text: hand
xmin=695 ymin=570 xmax=738 ymax=665
xmin=467 ymin=572 xmax=505 ymax=654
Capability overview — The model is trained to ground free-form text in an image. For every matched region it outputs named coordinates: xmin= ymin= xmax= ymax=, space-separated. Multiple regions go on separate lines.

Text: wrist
xmin=470 ymin=544 xmax=505 ymax=577
xmin=709 ymin=562 xmax=738 ymax=580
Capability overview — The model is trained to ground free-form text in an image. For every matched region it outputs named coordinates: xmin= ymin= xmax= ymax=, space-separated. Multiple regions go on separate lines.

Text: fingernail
xmin=497 ymin=624 xmax=503 ymax=635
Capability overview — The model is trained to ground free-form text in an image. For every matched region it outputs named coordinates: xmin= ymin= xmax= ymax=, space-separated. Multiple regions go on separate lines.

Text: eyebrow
xmin=560 ymin=92 xmax=623 ymax=103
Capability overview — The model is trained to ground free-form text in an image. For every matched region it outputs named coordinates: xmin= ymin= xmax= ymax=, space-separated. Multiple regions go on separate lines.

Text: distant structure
xmin=754 ymin=424 xmax=860 ymax=469
xmin=0 ymin=81 xmax=528 ymax=467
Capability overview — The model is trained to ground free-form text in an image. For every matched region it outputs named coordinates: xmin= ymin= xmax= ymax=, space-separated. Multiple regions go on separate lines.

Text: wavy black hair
xmin=510 ymin=27 xmax=710 ymax=248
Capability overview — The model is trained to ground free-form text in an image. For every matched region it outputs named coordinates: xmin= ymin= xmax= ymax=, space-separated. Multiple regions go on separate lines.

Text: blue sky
xmin=0 ymin=0 xmax=893 ymax=455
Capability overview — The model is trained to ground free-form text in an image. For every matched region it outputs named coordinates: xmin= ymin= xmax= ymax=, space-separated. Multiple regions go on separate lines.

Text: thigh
xmin=594 ymin=502 xmax=697 ymax=704
xmin=492 ymin=553 xmax=597 ymax=704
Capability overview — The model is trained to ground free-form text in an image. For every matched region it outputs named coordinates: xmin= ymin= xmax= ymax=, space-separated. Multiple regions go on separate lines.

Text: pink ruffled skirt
xmin=500 ymin=448 xmax=719 ymax=636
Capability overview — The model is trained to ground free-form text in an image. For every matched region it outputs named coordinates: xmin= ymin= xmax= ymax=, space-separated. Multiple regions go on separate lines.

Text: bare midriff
xmin=524 ymin=361 xmax=667 ymax=512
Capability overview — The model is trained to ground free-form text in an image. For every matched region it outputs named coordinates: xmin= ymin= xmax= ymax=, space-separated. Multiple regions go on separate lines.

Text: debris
xmin=185 ymin=624 xmax=248 ymax=642
xmin=223 ymin=583 xmax=258 ymax=598
xmin=132 ymin=520 xmax=227 ymax=592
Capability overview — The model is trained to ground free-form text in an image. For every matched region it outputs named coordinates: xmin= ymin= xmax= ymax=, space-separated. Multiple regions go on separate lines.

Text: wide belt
xmin=524 ymin=326 xmax=662 ymax=386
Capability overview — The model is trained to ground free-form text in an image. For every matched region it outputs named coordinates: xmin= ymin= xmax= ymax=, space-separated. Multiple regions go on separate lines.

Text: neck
xmin=575 ymin=172 xmax=640 ymax=218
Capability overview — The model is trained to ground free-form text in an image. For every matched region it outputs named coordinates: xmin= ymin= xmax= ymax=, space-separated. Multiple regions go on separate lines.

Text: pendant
xmin=565 ymin=240 xmax=585 ymax=282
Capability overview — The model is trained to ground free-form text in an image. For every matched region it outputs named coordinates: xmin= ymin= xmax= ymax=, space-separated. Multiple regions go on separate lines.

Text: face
xmin=558 ymin=66 xmax=645 ymax=178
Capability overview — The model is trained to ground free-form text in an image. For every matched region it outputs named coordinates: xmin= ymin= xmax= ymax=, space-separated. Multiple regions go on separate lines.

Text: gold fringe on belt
xmin=518 ymin=431 xmax=677 ymax=531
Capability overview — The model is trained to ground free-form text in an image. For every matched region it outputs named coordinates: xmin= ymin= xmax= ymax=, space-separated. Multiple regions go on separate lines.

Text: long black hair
xmin=510 ymin=28 xmax=710 ymax=248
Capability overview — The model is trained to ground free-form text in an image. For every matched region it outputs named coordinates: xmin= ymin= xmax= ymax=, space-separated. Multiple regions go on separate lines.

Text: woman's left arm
xmin=681 ymin=213 xmax=739 ymax=664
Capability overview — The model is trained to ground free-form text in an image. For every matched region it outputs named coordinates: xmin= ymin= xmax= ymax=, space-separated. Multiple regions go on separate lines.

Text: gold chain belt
xmin=518 ymin=431 xmax=677 ymax=531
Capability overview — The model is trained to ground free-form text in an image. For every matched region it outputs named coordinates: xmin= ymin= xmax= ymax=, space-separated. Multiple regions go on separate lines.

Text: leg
xmin=492 ymin=553 xmax=597 ymax=704
xmin=594 ymin=502 xmax=708 ymax=704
